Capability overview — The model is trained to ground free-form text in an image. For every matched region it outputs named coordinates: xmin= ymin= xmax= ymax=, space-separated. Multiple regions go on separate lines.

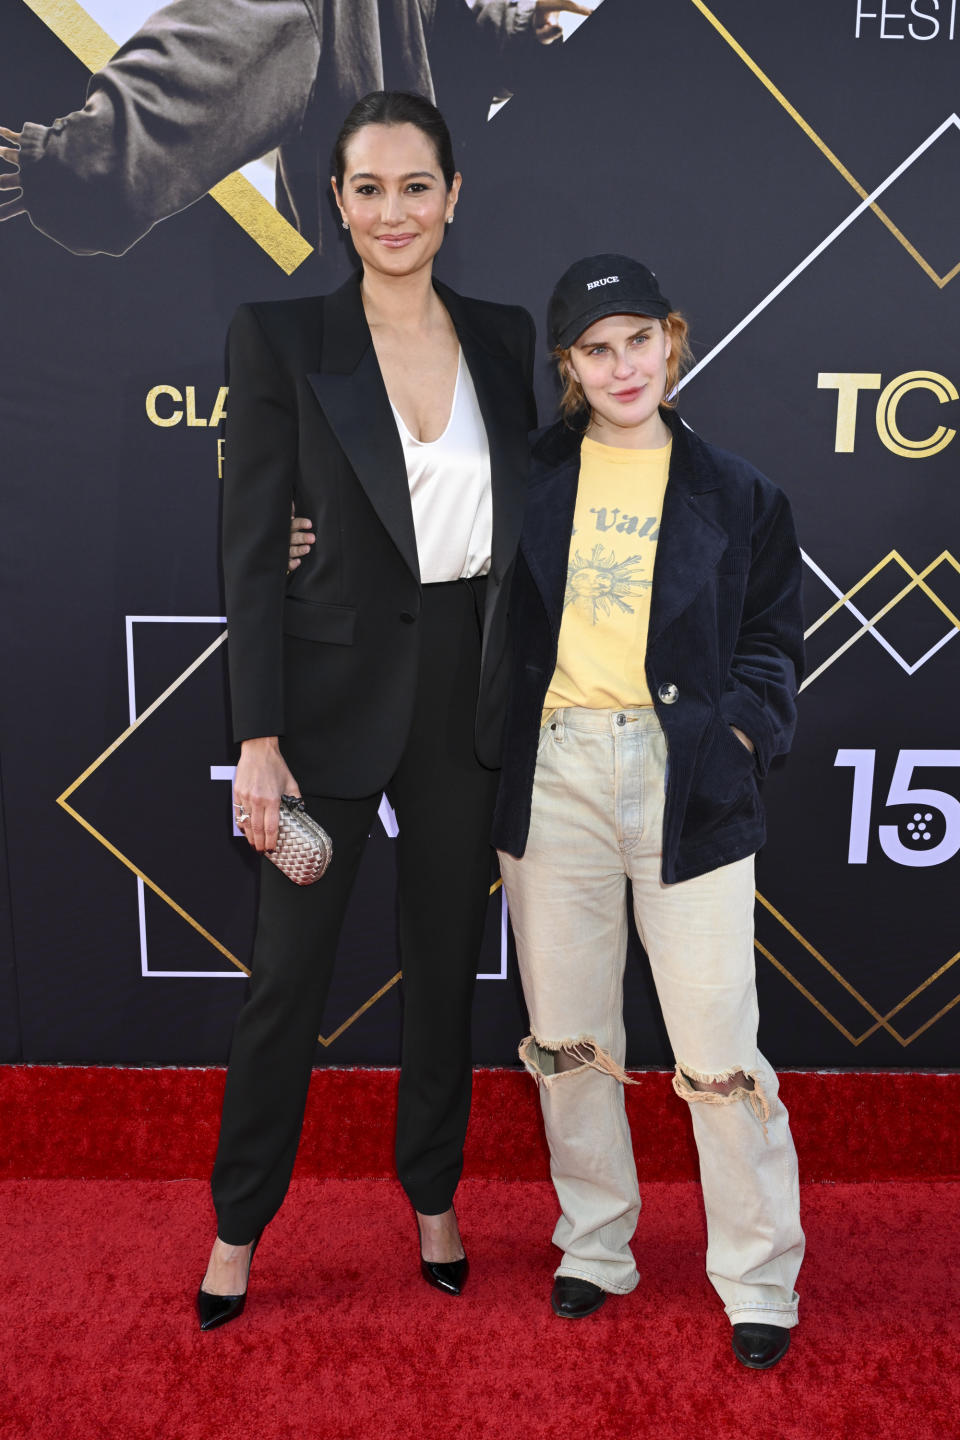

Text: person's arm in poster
xmin=465 ymin=1 xmax=595 ymax=91
xmin=0 ymin=0 xmax=320 ymax=256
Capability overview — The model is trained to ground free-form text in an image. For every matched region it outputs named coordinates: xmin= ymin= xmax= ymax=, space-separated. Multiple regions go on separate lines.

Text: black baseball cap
xmin=547 ymin=254 xmax=672 ymax=350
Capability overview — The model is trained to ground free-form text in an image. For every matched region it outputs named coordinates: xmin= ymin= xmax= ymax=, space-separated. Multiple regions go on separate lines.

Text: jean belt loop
xmin=553 ymin=709 xmax=565 ymax=743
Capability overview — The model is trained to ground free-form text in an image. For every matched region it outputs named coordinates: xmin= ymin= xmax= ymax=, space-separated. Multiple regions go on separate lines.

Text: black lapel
xmin=647 ymin=411 xmax=728 ymax=644
xmin=520 ymin=424 xmax=582 ymax=639
xmin=433 ymin=280 xmax=530 ymax=587
xmin=307 ymin=274 xmax=420 ymax=581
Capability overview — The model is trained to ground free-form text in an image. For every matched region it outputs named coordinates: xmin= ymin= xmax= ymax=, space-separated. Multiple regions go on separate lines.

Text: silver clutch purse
xmin=266 ymin=795 xmax=333 ymax=885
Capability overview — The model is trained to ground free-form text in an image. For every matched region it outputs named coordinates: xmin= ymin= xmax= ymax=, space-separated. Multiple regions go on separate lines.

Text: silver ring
xmin=235 ymin=808 xmax=251 ymax=824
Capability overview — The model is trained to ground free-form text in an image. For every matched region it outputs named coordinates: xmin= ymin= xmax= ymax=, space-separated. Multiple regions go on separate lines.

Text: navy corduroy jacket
xmin=491 ymin=406 xmax=805 ymax=884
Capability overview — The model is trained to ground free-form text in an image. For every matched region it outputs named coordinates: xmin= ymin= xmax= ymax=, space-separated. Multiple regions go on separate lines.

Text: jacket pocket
xmin=283 ymin=596 xmax=357 ymax=646
xmin=692 ymin=716 xmax=757 ymax=804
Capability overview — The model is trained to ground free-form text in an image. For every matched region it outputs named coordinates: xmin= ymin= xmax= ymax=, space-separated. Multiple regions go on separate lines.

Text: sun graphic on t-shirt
xmin=564 ymin=545 xmax=651 ymax=624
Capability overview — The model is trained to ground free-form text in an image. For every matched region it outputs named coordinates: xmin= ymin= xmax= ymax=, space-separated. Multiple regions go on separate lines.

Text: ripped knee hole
xmin=518 ymin=1034 xmax=636 ymax=1087
xmin=671 ymin=1063 xmax=771 ymax=1128
xmin=686 ymin=1070 xmax=753 ymax=1097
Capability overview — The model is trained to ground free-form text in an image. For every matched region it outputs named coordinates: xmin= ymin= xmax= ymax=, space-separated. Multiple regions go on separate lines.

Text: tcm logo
xmin=855 ymin=1 xmax=958 ymax=40
xmin=586 ymin=276 xmax=619 ymax=289
xmin=818 ymin=371 xmax=958 ymax=457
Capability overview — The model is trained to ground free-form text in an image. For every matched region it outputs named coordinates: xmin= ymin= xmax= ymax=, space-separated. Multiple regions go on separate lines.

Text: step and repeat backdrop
xmin=2 ymin=0 xmax=959 ymax=1069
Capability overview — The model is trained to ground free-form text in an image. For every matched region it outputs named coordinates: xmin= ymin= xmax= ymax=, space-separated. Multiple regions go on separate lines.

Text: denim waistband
xmin=545 ymin=706 xmax=660 ymax=736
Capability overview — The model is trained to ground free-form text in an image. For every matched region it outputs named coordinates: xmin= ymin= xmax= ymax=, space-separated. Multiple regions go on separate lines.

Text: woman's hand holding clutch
xmin=234 ymin=737 xmax=301 ymax=853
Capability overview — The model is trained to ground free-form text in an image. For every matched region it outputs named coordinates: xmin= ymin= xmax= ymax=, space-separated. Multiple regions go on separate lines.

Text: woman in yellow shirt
xmin=493 ymin=255 xmax=806 ymax=1370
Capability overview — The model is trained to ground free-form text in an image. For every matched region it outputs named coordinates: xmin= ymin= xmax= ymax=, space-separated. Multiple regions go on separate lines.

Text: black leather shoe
xmin=420 ymin=1255 xmax=469 ymax=1296
xmin=551 ymin=1276 xmax=607 ymax=1319
xmin=196 ymin=1231 xmax=263 ymax=1331
xmin=732 ymin=1323 xmax=791 ymax=1369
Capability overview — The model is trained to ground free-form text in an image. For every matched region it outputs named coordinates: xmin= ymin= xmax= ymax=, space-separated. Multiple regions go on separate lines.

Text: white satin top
xmin=390 ymin=350 xmax=493 ymax=583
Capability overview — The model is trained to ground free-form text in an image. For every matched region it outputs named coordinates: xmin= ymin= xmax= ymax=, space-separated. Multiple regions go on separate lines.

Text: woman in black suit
xmin=197 ymin=91 xmax=535 ymax=1328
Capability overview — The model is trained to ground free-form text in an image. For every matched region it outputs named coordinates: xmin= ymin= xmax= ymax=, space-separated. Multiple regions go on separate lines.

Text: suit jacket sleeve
xmin=718 ymin=482 xmax=805 ymax=777
xmin=222 ymin=304 xmax=298 ymax=744
xmin=17 ymin=0 xmax=319 ymax=255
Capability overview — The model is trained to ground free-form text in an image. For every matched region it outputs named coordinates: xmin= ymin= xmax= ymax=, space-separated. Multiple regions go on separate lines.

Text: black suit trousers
xmin=211 ymin=578 xmax=499 ymax=1243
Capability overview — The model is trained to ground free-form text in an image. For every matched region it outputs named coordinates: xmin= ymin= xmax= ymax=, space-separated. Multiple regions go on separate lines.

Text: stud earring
xmin=341 ymin=219 xmax=349 ymax=231
xmin=446 ymin=215 xmax=454 ymax=225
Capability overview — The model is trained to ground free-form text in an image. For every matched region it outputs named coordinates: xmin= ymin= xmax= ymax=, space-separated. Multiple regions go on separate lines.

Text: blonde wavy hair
xmin=554 ymin=312 xmax=694 ymax=427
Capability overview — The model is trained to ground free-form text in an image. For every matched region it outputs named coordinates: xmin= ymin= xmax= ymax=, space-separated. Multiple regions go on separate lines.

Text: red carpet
xmin=4 ymin=1066 xmax=959 ymax=1181
xmin=2 ymin=1068 xmax=958 ymax=1439
xmin=2 ymin=1176 xmax=958 ymax=1440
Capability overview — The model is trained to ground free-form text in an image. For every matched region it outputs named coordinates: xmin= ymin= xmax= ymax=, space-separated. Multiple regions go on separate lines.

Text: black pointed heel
xmin=419 ymin=1254 xmax=469 ymax=1296
xmin=416 ymin=1207 xmax=469 ymax=1296
xmin=196 ymin=1230 xmax=263 ymax=1331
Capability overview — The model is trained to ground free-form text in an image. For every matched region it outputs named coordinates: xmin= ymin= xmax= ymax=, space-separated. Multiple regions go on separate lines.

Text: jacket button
xmin=657 ymin=682 xmax=679 ymax=705
xmin=399 ymin=611 xmax=416 ymax=624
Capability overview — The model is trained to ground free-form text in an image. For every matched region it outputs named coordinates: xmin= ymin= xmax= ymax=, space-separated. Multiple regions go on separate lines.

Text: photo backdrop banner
xmin=2 ymin=0 xmax=959 ymax=1069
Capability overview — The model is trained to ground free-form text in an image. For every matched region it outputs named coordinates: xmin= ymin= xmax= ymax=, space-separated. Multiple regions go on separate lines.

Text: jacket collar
xmin=529 ymin=405 xmax=719 ymax=493
xmin=521 ymin=405 xmax=729 ymax=642
xmin=647 ymin=406 xmax=727 ymax=643
xmin=308 ymin=271 xmax=527 ymax=586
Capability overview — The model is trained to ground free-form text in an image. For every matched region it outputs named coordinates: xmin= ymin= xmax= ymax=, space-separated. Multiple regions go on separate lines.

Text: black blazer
xmin=222 ymin=272 xmax=536 ymax=796
xmin=492 ymin=408 xmax=805 ymax=884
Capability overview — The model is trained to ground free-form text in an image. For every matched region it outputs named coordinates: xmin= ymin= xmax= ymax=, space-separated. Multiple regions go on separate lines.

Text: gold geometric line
xmin=757 ymin=894 xmax=960 ymax=1048
xmin=21 ymin=0 xmax=312 ymax=273
xmin=755 ymin=892 xmax=901 ymax=1038
xmin=318 ymin=879 xmax=503 ymax=1045
xmin=689 ymin=0 xmax=955 ymax=287
xmin=864 ymin=207 xmax=949 ymax=288
xmin=803 ymin=550 xmax=960 ymax=685
xmin=876 ymin=948 xmax=960 ymax=1027
xmin=57 ymin=795 xmax=248 ymax=974
xmin=57 ymin=629 xmax=228 ymax=805
xmin=55 ymin=628 xmax=249 ymax=974
xmin=924 ymin=551 xmax=960 ymax=577
xmin=208 ymin=174 xmax=313 ymax=276
xmin=800 ymin=621 xmax=875 ymax=691
xmin=318 ymin=973 xmax=402 ymax=1048
xmin=804 ymin=550 xmax=901 ymax=637
xmin=901 ymin=554 xmax=960 ymax=632
xmin=319 ymin=878 xmax=505 ymax=1045
xmin=754 ymin=940 xmax=862 ymax=1045
xmin=855 ymin=973 xmax=960 ymax=1048
xmin=22 ymin=0 xmax=113 ymax=68
xmin=893 ymin=990 xmax=960 ymax=1046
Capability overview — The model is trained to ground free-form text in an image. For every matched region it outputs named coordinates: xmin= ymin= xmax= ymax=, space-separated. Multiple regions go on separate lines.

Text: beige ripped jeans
xmin=497 ymin=707 xmax=804 ymax=1326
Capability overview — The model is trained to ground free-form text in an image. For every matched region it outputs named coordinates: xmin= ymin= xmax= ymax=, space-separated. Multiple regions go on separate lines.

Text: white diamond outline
xmin=124 ymin=615 xmax=241 ymax=979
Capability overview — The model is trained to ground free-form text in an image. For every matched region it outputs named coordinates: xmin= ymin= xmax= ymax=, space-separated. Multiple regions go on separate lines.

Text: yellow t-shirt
xmin=544 ymin=435 xmax=671 ymax=714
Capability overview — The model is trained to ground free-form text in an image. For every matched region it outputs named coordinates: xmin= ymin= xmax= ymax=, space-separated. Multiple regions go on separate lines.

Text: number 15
xmin=834 ymin=749 xmax=960 ymax=868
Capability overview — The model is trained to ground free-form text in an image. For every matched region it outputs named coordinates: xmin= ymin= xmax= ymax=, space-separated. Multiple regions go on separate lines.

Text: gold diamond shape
xmin=802 ymin=550 xmax=960 ymax=691
xmin=756 ymin=893 xmax=960 ymax=1048
xmin=56 ymin=630 xmax=502 ymax=1047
